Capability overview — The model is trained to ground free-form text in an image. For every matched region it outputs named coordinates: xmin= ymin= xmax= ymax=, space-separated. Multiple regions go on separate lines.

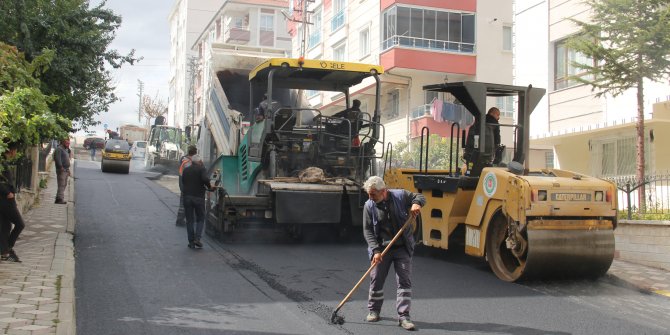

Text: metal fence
xmin=6 ymin=157 xmax=33 ymax=193
xmin=606 ymin=171 xmax=670 ymax=220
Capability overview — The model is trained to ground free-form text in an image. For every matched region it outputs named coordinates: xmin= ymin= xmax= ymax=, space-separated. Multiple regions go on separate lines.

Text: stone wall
xmin=615 ymin=220 xmax=670 ymax=271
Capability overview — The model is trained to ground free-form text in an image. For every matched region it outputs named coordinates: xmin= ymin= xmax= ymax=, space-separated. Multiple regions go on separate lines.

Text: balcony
xmin=224 ymin=25 xmax=250 ymax=44
xmin=382 ymin=35 xmax=475 ymax=54
xmin=331 ymin=10 xmax=345 ymax=32
xmin=411 ymin=104 xmax=431 ymax=119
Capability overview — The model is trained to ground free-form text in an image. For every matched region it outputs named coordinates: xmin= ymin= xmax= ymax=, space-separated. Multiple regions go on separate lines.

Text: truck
xmin=205 ymin=57 xmax=385 ymax=239
xmin=383 ymin=82 xmax=617 ymax=282
xmin=118 ymin=124 xmax=148 ymax=145
xmin=144 ymin=125 xmax=184 ymax=173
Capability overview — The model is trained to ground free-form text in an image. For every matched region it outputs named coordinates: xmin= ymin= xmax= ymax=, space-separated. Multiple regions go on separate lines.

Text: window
xmin=382 ymin=6 xmax=475 ymax=53
xmin=388 ymin=90 xmax=400 ymax=119
xmin=545 ymin=151 xmax=554 ymax=169
xmin=495 ymin=96 xmax=514 ymax=118
xmin=555 ymin=38 xmax=594 ymax=90
xmin=425 ymin=91 xmax=438 ymax=104
xmin=503 ymin=26 xmax=512 ymax=51
xmin=332 ymin=0 xmax=346 ymax=32
xmin=309 ymin=7 xmax=322 ymax=48
xmin=359 ymin=27 xmax=370 ymax=58
xmin=594 ymin=135 xmax=651 ymax=177
xmin=306 ymin=90 xmax=319 ymax=98
xmin=260 ymin=13 xmax=274 ymax=46
xmin=333 ymin=42 xmax=345 ymax=61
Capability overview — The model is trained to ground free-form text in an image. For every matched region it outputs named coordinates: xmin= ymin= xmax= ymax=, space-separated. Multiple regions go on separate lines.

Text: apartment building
xmin=519 ymin=0 xmax=670 ymax=177
xmin=168 ymin=0 xmax=225 ymax=129
xmin=286 ymin=0 xmax=516 ymax=164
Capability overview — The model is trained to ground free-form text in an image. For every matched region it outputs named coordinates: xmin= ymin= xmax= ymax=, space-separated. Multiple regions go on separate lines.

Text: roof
xmin=248 ymin=58 xmax=384 ymax=91
xmin=423 ymin=81 xmax=545 ymax=118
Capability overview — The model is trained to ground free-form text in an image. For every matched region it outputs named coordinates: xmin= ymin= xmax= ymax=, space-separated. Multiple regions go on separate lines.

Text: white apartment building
xmin=287 ymin=0 xmax=517 ymax=167
xmin=518 ymin=0 xmax=670 ymax=177
xmin=168 ymin=0 xmax=225 ymax=129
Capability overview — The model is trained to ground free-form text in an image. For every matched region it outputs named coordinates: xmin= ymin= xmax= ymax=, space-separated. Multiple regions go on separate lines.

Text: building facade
xmin=287 ymin=0 xmax=516 ymax=167
xmin=168 ymin=0 xmax=225 ymax=129
xmin=519 ymin=0 xmax=670 ymax=177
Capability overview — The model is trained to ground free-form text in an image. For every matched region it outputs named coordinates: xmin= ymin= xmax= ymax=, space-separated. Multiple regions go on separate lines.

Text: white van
xmin=130 ymin=140 xmax=147 ymax=159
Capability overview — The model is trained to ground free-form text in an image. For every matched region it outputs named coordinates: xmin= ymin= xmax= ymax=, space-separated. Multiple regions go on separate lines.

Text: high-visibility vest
xmin=179 ymin=157 xmax=192 ymax=176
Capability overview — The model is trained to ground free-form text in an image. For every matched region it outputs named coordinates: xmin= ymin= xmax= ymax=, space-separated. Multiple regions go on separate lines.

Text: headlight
xmin=538 ymin=190 xmax=547 ymax=201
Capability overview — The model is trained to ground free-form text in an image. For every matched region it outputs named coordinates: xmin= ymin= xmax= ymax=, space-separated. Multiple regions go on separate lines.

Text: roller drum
xmin=523 ymin=229 xmax=615 ymax=279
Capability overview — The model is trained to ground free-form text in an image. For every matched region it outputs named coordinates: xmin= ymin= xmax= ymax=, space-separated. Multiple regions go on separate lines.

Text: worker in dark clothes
xmin=181 ymin=155 xmax=213 ymax=249
xmin=362 ymin=176 xmax=425 ymax=331
xmin=0 ymin=143 xmax=25 ymax=262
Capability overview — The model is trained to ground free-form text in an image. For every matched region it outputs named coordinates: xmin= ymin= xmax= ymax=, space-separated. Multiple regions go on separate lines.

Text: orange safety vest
xmin=179 ymin=157 xmax=192 ymax=176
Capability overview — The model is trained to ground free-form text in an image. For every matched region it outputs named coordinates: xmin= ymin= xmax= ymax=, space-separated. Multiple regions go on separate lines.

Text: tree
xmin=141 ymin=92 xmax=167 ymax=127
xmin=0 ymin=42 xmax=70 ymax=157
xmin=0 ymin=0 xmax=141 ymax=130
xmin=391 ymin=135 xmax=461 ymax=172
xmin=568 ymin=0 xmax=670 ymax=210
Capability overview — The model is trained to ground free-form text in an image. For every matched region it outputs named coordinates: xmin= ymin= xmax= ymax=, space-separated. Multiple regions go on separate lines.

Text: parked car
xmin=101 ymin=139 xmax=131 ymax=174
xmin=130 ymin=140 xmax=147 ymax=159
xmin=83 ymin=137 xmax=105 ymax=150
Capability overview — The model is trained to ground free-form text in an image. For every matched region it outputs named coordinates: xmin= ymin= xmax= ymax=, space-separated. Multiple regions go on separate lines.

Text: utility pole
xmin=186 ymin=56 xmax=198 ymax=132
xmin=137 ymin=79 xmax=144 ymax=123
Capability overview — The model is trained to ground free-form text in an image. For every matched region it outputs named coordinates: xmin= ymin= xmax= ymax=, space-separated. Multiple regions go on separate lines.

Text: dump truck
xmin=205 ymin=58 xmax=385 ymax=239
xmin=118 ymin=124 xmax=148 ymax=146
xmin=384 ymin=82 xmax=617 ymax=282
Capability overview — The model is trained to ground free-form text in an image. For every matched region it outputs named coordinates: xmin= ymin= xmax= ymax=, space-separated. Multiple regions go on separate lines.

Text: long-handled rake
xmin=330 ymin=215 xmax=416 ymax=325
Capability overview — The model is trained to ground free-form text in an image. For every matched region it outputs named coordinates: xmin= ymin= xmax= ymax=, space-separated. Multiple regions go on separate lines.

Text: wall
xmin=615 ymin=221 xmax=670 ymax=271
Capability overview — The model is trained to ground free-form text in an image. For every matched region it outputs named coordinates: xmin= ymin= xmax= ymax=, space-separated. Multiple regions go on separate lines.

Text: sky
xmin=83 ymin=0 xmax=172 ymax=137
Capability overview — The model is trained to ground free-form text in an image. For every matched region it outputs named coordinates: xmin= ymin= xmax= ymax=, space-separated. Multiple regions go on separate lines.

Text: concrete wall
xmin=615 ymin=221 xmax=670 ymax=271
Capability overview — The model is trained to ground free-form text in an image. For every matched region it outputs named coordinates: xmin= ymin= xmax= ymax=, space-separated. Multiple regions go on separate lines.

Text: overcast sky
xmin=84 ymin=0 xmax=172 ymax=136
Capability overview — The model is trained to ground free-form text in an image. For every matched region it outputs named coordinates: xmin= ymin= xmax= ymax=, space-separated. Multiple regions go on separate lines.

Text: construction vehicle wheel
xmin=486 ymin=215 xmax=526 ymax=282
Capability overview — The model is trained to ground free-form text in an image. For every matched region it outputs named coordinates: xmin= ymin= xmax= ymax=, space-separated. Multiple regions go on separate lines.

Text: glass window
xmin=425 ymin=91 xmax=438 ymax=104
xmin=388 ymin=90 xmax=400 ymax=119
xmin=260 ymin=14 xmax=274 ymax=31
xmin=382 ymin=6 xmax=475 ymax=53
xmin=545 ymin=151 xmax=554 ymax=169
xmin=359 ymin=27 xmax=370 ymax=58
xmin=309 ymin=8 xmax=322 ymax=48
xmin=554 ymin=39 xmax=594 ymax=90
xmin=332 ymin=0 xmax=346 ymax=32
xmin=503 ymin=26 xmax=512 ymax=51
xmin=333 ymin=42 xmax=345 ymax=61
xmin=495 ymin=96 xmax=514 ymax=117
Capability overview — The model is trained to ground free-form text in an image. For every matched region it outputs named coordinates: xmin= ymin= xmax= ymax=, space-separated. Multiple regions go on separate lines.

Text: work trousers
xmin=368 ymin=246 xmax=413 ymax=319
xmin=56 ymin=169 xmax=68 ymax=201
xmin=0 ymin=199 xmax=25 ymax=254
xmin=183 ymin=195 xmax=205 ymax=243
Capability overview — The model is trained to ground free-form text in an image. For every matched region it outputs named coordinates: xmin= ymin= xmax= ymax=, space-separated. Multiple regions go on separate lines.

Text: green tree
xmin=0 ymin=0 xmax=140 ymax=130
xmin=568 ymin=0 xmax=670 ymax=209
xmin=0 ymin=42 xmax=69 ymax=156
xmin=391 ymin=135 xmax=461 ymax=172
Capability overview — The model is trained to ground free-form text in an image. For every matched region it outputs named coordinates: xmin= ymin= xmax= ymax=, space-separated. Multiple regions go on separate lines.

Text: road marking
xmin=654 ymin=290 xmax=670 ymax=298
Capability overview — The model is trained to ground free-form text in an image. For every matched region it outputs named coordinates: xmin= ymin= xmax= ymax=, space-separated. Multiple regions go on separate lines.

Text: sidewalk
xmin=0 ymin=167 xmax=75 ymax=335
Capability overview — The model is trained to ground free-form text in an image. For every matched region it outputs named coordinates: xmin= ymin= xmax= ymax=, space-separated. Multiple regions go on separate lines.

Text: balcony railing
xmin=224 ymin=25 xmax=250 ymax=44
xmin=411 ymin=104 xmax=431 ymax=119
xmin=382 ymin=35 xmax=475 ymax=54
xmin=331 ymin=10 xmax=345 ymax=32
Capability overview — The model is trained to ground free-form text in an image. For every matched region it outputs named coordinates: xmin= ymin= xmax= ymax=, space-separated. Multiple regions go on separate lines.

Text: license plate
xmin=551 ymin=193 xmax=591 ymax=201
xmin=107 ymin=153 xmax=128 ymax=160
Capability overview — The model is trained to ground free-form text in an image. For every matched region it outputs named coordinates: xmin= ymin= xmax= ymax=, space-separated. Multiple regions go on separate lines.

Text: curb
xmin=54 ymin=161 xmax=77 ymax=335
xmin=605 ymin=272 xmax=670 ymax=299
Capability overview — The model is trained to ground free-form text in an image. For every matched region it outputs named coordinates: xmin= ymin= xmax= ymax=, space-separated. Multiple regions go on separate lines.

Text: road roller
xmin=101 ymin=139 xmax=131 ymax=174
xmin=383 ymin=82 xmax=617 ymax=282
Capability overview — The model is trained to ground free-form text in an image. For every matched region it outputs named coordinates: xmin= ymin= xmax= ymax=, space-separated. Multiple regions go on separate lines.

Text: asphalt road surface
xmin=74 ymin=158 xmax=670 ymax=335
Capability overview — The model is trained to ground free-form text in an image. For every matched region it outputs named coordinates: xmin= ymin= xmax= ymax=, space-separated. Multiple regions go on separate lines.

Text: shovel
xmin=330 ymin=215 xmax=416 ymax=325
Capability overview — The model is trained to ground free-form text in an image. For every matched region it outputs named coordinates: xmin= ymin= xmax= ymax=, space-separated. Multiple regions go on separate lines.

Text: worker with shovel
xmin=362 ymin=176 xmax=425 ymax=331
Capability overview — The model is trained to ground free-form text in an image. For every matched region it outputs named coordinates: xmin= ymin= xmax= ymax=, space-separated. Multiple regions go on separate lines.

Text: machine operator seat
xmin=463 ymin=123 xmax=495 ymax=176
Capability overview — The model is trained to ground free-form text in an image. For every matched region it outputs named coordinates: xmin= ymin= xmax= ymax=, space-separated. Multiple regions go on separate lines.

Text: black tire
xmin=486 ymin=215 xmax=526 ymax=282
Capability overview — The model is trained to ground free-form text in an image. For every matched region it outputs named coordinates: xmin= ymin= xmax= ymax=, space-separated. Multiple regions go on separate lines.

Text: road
xmin=73 ymin=158 xmax=670 ymax=335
